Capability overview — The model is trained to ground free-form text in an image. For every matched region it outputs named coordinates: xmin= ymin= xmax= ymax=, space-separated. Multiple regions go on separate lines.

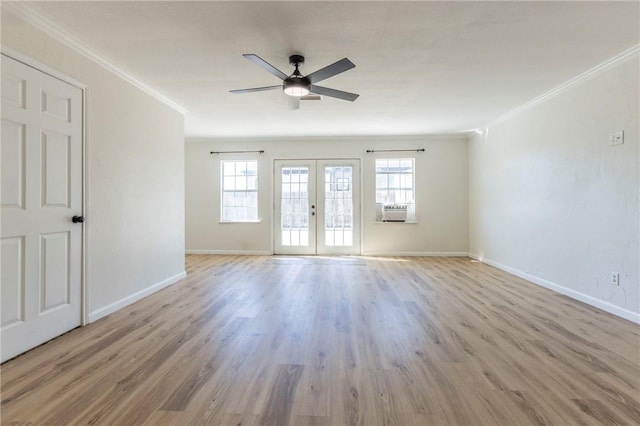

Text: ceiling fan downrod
xmin=284 ymin=55 xmax=310 ymax=97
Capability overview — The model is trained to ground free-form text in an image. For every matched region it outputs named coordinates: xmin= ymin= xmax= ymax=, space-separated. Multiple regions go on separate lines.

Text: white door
xmin=1 ymin=54 xmax=83 ymax=362
xmin=274 ymin=159 xmax=360 ymax=255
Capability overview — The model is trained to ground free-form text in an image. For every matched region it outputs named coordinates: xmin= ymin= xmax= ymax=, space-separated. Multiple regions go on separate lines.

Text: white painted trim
xmin=88 ymin=271 xmax=187 ymax=322
xmin=81 ymin=82 xmax=88 ymax=326
xmin=185 ymin=250 xmax=468 ymax=257
xmin=1 ymin=2 xmax=188 ymax=115
xmin=373 ymin=221 xmax=419 ymax=224
xmin=469 ymin=254 xmax=640 ymax=325
xmin=486 ymin=44 xmax=640 ymax=127
xmin=187 ymin=134 xmax=468 ymax=144
xmin=218 ymin=220 xmax=262 ymax=224
xmin=186 ymin=249 xmax=272 ymax=255
xmin=1 ymin=45 xmax=87 ymax=89
xmin=361 ymin=251 xmax=469 ymax=257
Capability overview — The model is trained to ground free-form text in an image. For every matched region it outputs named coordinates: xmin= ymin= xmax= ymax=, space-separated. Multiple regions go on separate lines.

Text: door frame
xmin=1 ymin=45 xmax=89 ymax=325
xmin=272 ymin=158 xmax=362 ymax=255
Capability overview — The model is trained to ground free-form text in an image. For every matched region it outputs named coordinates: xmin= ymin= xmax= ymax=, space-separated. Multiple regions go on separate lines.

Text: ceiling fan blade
xmin=288 ymin=96 xmax=300 ymax=110
xmin=230 ymin=85 xmax=281 ymax=94
xmin=306 ymin=58 xmax=355 ymax=84
xmin=310 ymin=85 xmax=359 ymax=102
xmin=243 ymin=54 xmax=288 ymax=80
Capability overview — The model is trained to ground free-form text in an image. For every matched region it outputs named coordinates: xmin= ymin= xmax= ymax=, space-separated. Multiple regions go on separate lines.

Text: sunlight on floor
xmin=272 ymin=255 xmax=410 ymax=263
xmin=353 ymin=256 xmax=409 ymax=263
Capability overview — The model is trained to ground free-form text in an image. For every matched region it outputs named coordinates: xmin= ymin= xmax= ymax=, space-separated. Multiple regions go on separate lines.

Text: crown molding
xmin=486 ymin=44 xmax=640 ymax=128
xmin=184 ymin=133 xmax=468 ymax=143
xmin=2 ymin=1 xmax=188 ymax=115
xmin=2 ymin=44 xmax=88 ymax=89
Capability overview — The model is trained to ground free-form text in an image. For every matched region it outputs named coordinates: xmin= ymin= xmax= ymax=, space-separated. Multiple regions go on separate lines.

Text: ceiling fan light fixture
xmin=283 ymin=78 xmax=310 ymax=97
xmin=283 ymin=86 xmax=310 ymax=97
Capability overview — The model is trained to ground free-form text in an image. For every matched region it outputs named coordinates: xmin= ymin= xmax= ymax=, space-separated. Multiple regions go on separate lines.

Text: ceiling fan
xmin=230 ymin=54 xmax=359 ymax=109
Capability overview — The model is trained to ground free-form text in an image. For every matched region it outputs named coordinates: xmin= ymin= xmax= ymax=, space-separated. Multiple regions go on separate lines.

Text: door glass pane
xmin=323 ymin=166 xmax=353 ymax=246
xmin=281 ymin=166 xmax=309 ymax=246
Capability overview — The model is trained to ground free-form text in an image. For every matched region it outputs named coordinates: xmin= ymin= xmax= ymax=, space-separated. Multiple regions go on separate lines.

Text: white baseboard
xmin=361 ymin=251 xmax=470 ymax=257
xmin=469 ymin=253 xmax=640 ymax=325
xmin=186 ymin=249 xmax=272 ymax=255
xmin=187 ymin=250 xmax=469 ymax=257
xmin=88 ymin=271 xmax=187 ymax=322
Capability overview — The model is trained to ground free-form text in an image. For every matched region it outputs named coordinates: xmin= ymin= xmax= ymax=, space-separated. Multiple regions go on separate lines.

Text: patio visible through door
xmin=274 ymin=159 xmax=360 ymax=255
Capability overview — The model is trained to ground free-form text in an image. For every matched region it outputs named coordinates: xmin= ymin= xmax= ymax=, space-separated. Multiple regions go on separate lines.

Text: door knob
xmin=311 ymin=212 xmax=316 ymax=216
xmin=311 ymin=205 xmax=315 ymax=209
xmin=72 ymin=215 xmax=85 ymax=223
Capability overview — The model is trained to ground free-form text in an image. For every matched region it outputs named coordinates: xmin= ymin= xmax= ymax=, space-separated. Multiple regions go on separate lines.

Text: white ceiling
xmin=23 ymin=1 xmax=640 ymax=138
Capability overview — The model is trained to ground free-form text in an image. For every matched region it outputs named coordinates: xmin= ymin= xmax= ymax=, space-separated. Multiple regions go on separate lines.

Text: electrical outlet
xmin=610 ymin=131 xmax=624 ymax=146
xmin=611 ymin=272 xmax=620 ymax=286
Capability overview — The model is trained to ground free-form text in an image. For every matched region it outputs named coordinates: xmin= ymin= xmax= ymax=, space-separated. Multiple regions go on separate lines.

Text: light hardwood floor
xmin=1 ymin=255 xmax=639 ymax=425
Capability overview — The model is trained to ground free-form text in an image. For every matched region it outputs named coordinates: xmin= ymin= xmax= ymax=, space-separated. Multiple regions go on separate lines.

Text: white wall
xmin=1 ymin=9 xmax=186 ymax=320
xmin=186 ymin=136 xmax=469 ymax=255
xmin=469 ymin=54 xmax=639 ymax=321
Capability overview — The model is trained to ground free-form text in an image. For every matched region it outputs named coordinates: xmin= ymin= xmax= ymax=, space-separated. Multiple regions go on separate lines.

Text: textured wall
xmin=469 ymin=55 xmax=639 ymax=318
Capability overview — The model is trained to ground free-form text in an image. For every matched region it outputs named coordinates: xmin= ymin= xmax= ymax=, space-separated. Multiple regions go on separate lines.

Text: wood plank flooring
xmin=1 ymin=255 xmax=639 ymax=425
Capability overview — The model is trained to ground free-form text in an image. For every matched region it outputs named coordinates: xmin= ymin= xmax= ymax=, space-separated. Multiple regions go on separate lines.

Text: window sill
xmin=374 ymin=221 xmax=419 ymax=224
xmin=218 ymin=220 xmax=262 ymax=224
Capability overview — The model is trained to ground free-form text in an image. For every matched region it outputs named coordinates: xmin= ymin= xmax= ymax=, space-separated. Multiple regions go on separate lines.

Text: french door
xmin=1 ymin=54 xmax=83 ymax=362
xmin=274 ymin=159 xmax=360 ymax=255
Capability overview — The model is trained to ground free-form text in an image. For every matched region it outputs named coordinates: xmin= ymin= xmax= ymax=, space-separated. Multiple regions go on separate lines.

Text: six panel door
xmin=1 ymin=54 xmax=83 ymax=362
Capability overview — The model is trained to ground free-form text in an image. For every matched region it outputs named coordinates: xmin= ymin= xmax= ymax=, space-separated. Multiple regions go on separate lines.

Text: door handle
xmin=311 ymin=212 xmax=315 ymax=216
xmin=72 ymin=215 xmax=85 ymax=223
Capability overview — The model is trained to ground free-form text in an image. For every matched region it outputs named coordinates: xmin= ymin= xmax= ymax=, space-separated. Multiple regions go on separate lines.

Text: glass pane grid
xmin=323 ymin=166 xmax=353 ymax=247
xmin=222 ymin=160 xmax=258 ymax=221
xmin=375 ymin=158 xmax=415 ymax=221
xmin=281 ymin=166 xmax=309 ymax=246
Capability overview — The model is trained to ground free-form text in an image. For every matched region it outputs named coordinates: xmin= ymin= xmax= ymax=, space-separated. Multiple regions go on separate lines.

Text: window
xmin=221 ymin=160 xmax=258 ymax=222
xmin=375 ymin=158 xmax=415 ymax=221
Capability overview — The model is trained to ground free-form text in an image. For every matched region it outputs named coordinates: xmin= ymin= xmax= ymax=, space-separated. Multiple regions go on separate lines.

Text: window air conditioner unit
xmin=382 ymin=205 xmax=407 ymax=222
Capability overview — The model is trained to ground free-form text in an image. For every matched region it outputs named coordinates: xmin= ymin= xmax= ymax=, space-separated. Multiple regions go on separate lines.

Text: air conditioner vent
xmin=382 ymin=205 xmax=407 ymax=222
